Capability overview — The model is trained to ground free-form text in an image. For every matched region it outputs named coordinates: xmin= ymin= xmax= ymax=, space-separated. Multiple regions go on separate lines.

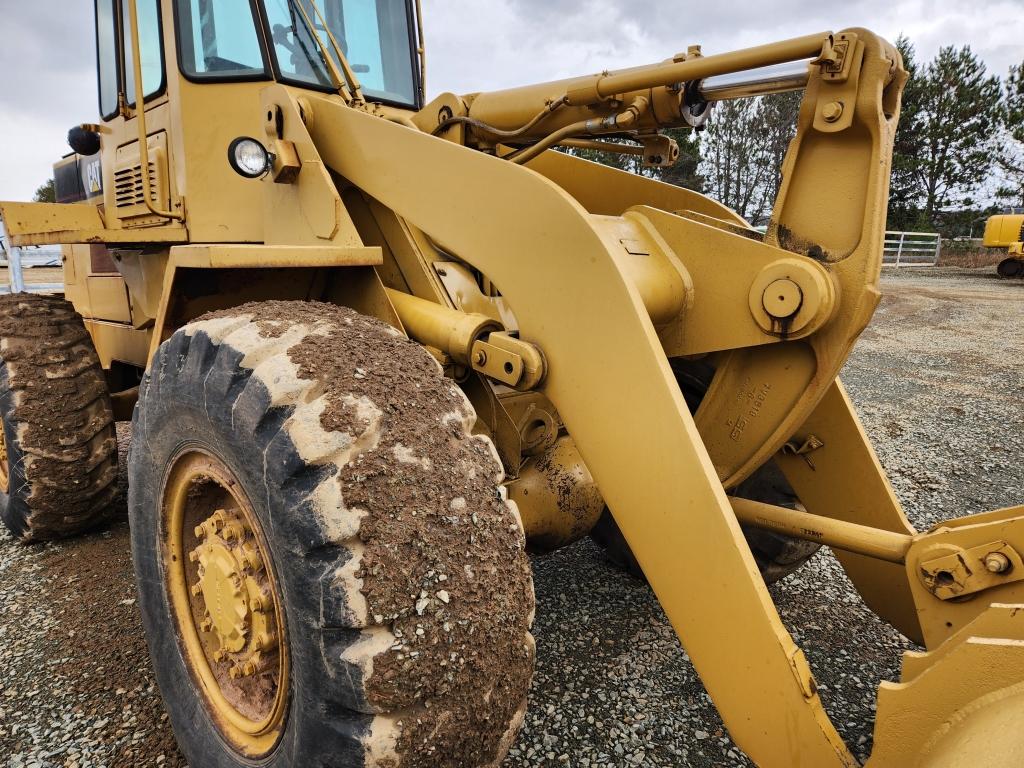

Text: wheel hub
xmin=190 ymin=509 xmax=277 ymax=677
xmin=162 ymin=452 xmax=288 ymax=757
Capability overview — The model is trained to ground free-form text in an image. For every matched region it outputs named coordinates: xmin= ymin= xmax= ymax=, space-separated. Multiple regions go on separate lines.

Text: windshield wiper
xmin=285 ymin=0 xmax=364 ymax=103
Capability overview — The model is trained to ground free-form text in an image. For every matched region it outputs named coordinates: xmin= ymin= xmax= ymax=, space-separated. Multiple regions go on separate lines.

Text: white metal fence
xmin=0 ymin=219 xmax=63 ymax=294
xmin=883 ymin=231 xmax=941 ymax=267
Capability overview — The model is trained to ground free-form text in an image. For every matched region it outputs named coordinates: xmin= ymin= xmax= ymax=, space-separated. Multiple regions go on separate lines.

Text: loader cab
xmin=91 ymin=0 xmax=423 ymax=243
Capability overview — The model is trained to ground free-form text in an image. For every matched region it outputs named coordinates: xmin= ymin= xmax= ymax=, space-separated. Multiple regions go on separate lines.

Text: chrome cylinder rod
xmin=699 ymin=61 xmax=811 ymax=102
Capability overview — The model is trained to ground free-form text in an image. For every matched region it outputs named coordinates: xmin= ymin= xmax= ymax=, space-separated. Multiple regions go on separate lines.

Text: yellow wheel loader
xmin=982 ymin=213 xmax=1024 ymax=278
xmin=1 ymin=2 xmax=1023 ymax=766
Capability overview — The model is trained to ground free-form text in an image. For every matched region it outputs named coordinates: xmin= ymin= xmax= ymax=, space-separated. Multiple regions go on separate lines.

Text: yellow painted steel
xmin=982 ymin=214 xmax=1024 ymax=248
xmin=776 ymin=380 xmax=923 ymax=641
xmin=730 ymin=496 xmax=913 ymax=563
xmin=4 ymin=3 xmax=1024 ymax=764
xmin=167 ymin=244 xmax=383 ymax=269
xmin=0 ymin=201 xmax=188 ymax=247
xmin=696 ymin=30 xmax=908 ymax=490
xmin=385 ymin=287 xmax=499 ymax=365
xmin=983 ymin=214 xmax=1024 ymax=278
xmin=299 ymin=86 xmax=858 ymax=767
xmin=126 ymin=0 xmax=182 ymax=221
xmin=83 ymin=320 xmax=151 ymax=369
xmin=162 ymin=450 xmax=289 ymax=758
xmin=870 ymin=603 xmax=1024 ymax=767
xmin=509 ymin=436 xmax=606 ymax=551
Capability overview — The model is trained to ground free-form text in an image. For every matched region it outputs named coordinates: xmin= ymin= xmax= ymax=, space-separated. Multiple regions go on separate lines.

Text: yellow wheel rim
xmin=162 ymin=450 xmax=289 ymax=757
xmin=0 ymin=427 xmax=9 ymax=495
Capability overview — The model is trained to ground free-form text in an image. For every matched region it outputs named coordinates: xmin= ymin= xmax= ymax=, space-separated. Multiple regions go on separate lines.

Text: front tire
xmin=129 ymin=301 xmax=535 ymax=768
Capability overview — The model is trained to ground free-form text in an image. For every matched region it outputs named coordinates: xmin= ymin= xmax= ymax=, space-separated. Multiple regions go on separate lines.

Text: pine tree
xmin=912 ymin=46 xmax=1003 ymax=226
xmin=888 ymin=36 xmax=925 ymax=230
xmin=996 ymin=59 xmax=1024 ymax=208
xmin=33 ymin=178 xmax=56 ymax=203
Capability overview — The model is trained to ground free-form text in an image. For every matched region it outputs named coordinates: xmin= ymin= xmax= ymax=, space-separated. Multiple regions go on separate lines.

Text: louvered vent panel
xmin=113 ymin=162 xmax=159 ymax=209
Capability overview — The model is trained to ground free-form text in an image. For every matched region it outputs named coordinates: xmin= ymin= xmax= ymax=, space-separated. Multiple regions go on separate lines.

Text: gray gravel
xmin=1 ymin=267 xmax=1022 ymax=767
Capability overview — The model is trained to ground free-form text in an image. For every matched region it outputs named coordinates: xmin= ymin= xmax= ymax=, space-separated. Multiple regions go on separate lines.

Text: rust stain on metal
xmin=767 ymin=221 xmax=831 ymax=263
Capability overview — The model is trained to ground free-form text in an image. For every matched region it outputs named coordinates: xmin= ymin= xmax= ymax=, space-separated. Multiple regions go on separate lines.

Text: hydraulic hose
xmin=432 ymin=97 xmax=568 ymax=139
xmin=509 ymin=95 xmax=649 ymax=165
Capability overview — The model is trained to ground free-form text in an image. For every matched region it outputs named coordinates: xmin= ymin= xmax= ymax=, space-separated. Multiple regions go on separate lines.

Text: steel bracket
xmin=918 ymin=540 xmax=1024 ymax=600
xmin=471 ymin=332 xmax=545 ymax=390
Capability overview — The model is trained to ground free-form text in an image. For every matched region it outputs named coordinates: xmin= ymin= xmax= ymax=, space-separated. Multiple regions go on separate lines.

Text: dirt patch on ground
xmin=0 ymin=423 xmax=184 ymax=767
xmin=202 ymin=301 xmax=535 ymax=768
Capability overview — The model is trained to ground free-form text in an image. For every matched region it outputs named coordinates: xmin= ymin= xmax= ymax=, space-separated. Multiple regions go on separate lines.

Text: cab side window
xmin=123 ymin=0 xmax=165 ymax=105
xmin=94 ymin=0 xmax=166 ymax=119
xmin=334 ymin=0 xmax=415 ymax=105
xmin=96 ymin=0 xmax=119 ymax=117
xmin=175 ymin=0 xmax=268 ymax=79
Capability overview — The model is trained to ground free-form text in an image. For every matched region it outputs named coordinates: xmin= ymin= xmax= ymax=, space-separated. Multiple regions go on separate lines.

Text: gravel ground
xmin=1 ymin=266 xmax=1022 ymax=767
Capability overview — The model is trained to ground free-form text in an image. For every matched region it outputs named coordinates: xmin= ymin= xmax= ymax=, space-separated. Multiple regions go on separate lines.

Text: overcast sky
xmin=0 ymin=0 xmax=1021 ymax=201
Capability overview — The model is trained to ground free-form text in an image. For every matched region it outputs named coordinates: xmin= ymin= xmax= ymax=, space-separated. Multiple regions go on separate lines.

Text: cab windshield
xmin=174 ymin=0 xmax=420 ymax=107
xmin=262 ymin=0 xmax=419 ymax=106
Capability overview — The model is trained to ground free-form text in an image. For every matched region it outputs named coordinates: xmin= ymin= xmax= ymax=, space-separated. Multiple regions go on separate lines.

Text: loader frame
xmin=2 ymin=3 xmax=1024 ymax=765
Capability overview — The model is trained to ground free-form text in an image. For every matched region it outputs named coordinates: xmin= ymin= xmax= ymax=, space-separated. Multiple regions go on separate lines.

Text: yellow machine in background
xmin=1 ymin=1 xmax=1024 ymax=766
xmin=983 ymin=213 xmax=1024 ymax=278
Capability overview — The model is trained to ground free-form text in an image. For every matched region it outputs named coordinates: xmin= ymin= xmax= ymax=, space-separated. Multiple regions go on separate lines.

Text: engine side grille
xmin=113 ymin=162 xmax=159 ymax=209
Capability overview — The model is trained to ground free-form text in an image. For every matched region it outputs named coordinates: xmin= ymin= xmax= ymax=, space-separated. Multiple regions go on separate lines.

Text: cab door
xmin=95 ymin=0 xmax=185 ymax=231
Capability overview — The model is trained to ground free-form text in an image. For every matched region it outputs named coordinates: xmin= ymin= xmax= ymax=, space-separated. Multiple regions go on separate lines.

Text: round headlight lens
xmin=228 ymin=137 xmax=271 ymax=178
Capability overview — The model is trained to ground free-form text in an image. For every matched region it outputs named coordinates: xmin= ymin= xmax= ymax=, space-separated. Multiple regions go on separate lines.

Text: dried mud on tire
xmin=0 ymin=294 xmax=118 ymax=541
xmin=133 ymin=301 xmax=535 ymax=768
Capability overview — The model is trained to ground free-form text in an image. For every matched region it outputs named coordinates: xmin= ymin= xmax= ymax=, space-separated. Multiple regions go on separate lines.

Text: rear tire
xmin=129 ymin=301 xmax=535 ymax=768
xmin=0 ymin=294 xmax=118 ymax=542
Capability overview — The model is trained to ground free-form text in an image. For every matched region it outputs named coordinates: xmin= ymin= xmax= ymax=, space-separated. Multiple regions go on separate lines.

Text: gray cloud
xmin=0 ymin=0 xmax=1021 ymax=200
xmin=0 ymin=2 xmax=96 ymax=200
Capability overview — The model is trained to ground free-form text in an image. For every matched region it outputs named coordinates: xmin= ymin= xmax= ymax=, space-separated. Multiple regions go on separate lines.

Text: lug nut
xmin=244 ymin=549 xmax=264 ymax=573
xmin=213 ymin=649 xmax=227 ymax=663
xmin=200 ymin=618 xmax=213 ymax=632
xmin=984 ymin=552 xmax=1011 ymax=574
xmin=194 ymin=524 xmax=205 ymax=538
xmin=242 ymin=661 xmax=257 ymax=677
xmin=229 ymin=665 xmax=243 ymax=679
xmin=188 ymin=550 xmax=200 ymax=563
xmin=191 ymin=583 xmax=203 ymax=597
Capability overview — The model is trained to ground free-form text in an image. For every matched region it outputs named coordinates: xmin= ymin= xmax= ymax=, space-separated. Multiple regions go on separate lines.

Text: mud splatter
xmin=201 ymin=301 xmax=534 ymax=768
